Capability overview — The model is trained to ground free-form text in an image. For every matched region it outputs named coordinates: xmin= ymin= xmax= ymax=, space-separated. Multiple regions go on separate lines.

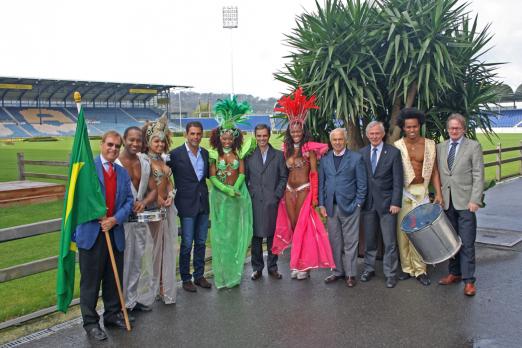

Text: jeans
xmin=179 ymin=213 xmax=209 ymax=282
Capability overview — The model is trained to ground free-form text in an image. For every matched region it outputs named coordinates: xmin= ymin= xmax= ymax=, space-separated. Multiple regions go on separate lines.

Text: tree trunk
xmin=346 ymin=118 xmax=364 ymax=150
xmin=387 ymin=81 xmax=418 ymax=143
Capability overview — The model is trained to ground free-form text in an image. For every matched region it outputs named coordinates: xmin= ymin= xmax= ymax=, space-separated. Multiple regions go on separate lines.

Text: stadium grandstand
xmin=0 ymin=77 xmax=279 ymax=138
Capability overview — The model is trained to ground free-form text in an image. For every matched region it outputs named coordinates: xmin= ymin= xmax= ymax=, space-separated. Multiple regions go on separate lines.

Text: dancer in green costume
xmin=208 ymin=97 xmax=255 ymax=289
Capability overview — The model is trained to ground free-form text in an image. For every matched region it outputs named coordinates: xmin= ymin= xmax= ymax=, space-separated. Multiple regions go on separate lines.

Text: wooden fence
xmin=483 ymin=141 xmax=522 ymax=181
xmin=17 ymin=152 xmax=69 ymax=181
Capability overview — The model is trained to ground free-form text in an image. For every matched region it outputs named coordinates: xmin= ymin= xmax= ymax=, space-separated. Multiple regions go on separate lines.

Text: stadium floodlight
xmin=223 ymin=6 xmax=238 ymax=98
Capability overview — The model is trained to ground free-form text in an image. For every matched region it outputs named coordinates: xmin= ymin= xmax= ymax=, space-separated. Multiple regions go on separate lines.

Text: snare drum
xmin=129 ymin=209 xmax=167 ymax=223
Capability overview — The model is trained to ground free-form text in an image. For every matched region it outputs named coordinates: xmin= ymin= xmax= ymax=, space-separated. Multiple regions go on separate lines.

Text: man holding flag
xmin=56 ymin=92 xmax=133 ymax=341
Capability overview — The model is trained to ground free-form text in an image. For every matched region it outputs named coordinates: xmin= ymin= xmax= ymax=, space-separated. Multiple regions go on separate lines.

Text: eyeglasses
xmin=105 ymin=142 xmax=122 ymax=149
xmin=448 ymin=127 xmax=463 ymax=131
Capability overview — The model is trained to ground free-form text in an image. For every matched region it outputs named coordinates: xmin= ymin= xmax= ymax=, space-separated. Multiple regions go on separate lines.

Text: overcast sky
xmin=1 ymin=0 xmax=520 ymax=99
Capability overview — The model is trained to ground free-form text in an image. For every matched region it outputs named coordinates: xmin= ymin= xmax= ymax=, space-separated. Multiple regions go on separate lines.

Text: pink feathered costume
xmin=272 ymin=142 xmax=335 ymax=271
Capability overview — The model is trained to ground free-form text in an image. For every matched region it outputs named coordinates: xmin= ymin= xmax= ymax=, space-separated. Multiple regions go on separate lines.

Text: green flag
xmin=56 ymin=103 xmax=106 ymax=313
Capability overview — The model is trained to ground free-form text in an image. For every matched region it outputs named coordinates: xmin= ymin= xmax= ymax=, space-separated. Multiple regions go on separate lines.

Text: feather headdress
xmin=213 ymin=96 xmax=252 ymax=137
xmin=145 ymin=112 xmax=169 ymax=143
xmin=274 ymin=87 xmax=319 ymax=128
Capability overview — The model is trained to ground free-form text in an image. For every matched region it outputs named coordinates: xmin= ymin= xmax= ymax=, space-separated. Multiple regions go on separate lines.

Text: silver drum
xmin=400 ymin=203 xmax=461 ymax=265
xmin=132 ymin=209 xmax=167 ymax=223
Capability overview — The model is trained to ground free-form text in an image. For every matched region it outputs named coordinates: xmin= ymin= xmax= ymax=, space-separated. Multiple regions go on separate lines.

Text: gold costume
xmin=394 ymin=138 xmax=436 ymax=276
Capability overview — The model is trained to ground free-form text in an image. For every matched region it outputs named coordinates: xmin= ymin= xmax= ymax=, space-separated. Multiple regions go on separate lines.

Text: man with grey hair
xmin=319 ymin=127 xmax=367 ymax=287
xmin=359 ymin=121 xmax=403 ymax=288
xmin=436 ymin=113 xmax=484 ymax=296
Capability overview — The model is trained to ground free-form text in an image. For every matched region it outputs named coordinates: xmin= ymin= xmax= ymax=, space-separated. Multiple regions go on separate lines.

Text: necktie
xmin=447 ymin=142 xmax=458 ymax=170
xmin=107 ymin=162 xmax=114 ymax=176
xmin=371 ymin=147 xmax=378 ymax=174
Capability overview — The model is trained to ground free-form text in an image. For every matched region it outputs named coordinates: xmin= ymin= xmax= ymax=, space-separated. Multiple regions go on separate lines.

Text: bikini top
xmin=152 ymin=167 xmax=171 ymax=185
xmin=286 ymin=157 xmax=309 ymax=171
xmin=217 ymin=158 xmax=239 ymax=171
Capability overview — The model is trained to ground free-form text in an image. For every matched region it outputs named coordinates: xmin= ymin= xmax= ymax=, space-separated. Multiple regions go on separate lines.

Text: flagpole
xmin=74 ymin=91 xmax=131 ymax=331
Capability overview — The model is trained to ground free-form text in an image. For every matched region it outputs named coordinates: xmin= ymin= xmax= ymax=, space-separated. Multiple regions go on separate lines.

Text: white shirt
xmin=260 ymin=146 xmax=269 ymax=164
xmin=333 ymin=148 xmax=346 ymax=157
xmin=448 ymin=136 xmax=464 ymax=157
xmin=100 ymin=154 xmax=113 ymax=172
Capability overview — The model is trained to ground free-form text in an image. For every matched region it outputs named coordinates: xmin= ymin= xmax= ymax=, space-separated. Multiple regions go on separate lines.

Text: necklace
xmin=148 ymin=152 xmax=161 ymax=160
xmin=223 ymin=147 xmax=232 ymax=154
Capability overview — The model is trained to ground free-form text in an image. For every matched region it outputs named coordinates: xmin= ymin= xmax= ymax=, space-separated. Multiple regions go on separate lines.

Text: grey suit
xmin=245 ymin=145 xmax=287 ymax=272
xmin=437 ymin=137 xmax=484 ymax=282
xmin=319 ymin=149 xmax=367 ymax=277
xmin=359 ymin=143 xmax=403 ymax=278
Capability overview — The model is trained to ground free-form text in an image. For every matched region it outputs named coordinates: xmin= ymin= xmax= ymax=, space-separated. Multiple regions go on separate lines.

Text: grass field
xmin=0 ymin=132 xmax=520 ymax=323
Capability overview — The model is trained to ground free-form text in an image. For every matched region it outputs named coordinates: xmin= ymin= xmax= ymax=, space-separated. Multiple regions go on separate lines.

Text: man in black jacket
xmin=359 ymin=121 xmax=403 ymax=288
xmin=167 ymin=121 xmax=211 ymax=292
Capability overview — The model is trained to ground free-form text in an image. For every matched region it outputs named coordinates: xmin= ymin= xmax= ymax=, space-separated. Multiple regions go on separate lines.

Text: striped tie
xmin=447 ymin=142 xmax=458 ymax=170
xmin=371 ymin=148 xmax=378 ymax=174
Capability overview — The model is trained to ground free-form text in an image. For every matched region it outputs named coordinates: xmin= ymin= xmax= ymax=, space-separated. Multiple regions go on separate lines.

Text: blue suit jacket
xmin=73 ymin=156 xmax=134 ymax=252
xmin=319 ymin=149 xmax=367 ymax=217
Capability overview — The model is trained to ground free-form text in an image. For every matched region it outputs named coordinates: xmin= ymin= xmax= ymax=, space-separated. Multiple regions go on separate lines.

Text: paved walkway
xmin=6 ymin=179 xmax=522 ymax=348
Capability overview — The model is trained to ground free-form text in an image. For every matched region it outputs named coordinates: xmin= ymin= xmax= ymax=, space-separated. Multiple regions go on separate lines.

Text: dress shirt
xmin=185 ymin=142 xmax=204 ymax=181
xmin=371 ymin=142 xmax=384 ymax=164
xmin=448 ymin=136 xmax=464 ymax=157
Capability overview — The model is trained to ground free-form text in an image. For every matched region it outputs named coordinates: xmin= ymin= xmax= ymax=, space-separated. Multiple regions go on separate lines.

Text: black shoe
xmin=183 ymin=281 xmax=197 ymax=292
xmin=268 ymin=270 xmax=283 ymax=279
xmin=324 ymin=274 xmax=344 ymax=284
xmin=398 ymin=271 xmax=412 ymax=281
xmin=416 ymin=273 xmax=431 ymax=286
xmin=251 ymin=270 xmax=262 ymax=280
xmin=132 ymin=302 xmax=152 ymax=312
xmin=385 ymin=276 xmax=397 ymax=288
xmin=116 ymin=312 xmax=135 ymax=322
xmin=194 ymin=277 xmax=212 ymax=289
xmin=360 ymin=271 xmax=375 ymax=282
xmin=86 ymin=326 xmax=107 ymax=341
xmin=103 ymin=317 xmax=127 ymax=330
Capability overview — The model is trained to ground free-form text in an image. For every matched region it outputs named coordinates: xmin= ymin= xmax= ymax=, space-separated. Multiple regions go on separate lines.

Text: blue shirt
xmin=185 ymin=142 xmax=204 ymax=181
xmin=371 ymin=142 xmax=384 ymax=165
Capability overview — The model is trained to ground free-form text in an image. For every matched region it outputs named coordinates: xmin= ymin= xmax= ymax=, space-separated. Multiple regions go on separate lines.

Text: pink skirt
xmin=272 ymin=188 xmax=335 ymax=271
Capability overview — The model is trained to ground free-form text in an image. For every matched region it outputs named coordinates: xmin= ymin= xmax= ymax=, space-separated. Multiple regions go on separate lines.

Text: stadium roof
xmin=0 ymin=76 xmax=191 ymax=105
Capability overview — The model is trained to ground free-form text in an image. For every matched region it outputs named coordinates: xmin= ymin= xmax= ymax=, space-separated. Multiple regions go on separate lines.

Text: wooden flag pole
xmin=104 ymin=231 xmax=132 ymax=331
xmin=73 ymin=91 xmax=131 ymax=331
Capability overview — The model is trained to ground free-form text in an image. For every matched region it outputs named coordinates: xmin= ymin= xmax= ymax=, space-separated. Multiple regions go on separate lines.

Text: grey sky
xmin=0 ymin=0 xmax=520 ymax=98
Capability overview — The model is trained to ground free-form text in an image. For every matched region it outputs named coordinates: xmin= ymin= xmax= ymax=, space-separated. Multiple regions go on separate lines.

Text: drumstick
xmin=104 ymin=231 xmax=132 ymax=331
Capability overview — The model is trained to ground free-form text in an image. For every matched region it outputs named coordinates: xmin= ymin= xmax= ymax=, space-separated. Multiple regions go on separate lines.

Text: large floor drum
xmin=400 ymin=203 xmax=461 ymax=265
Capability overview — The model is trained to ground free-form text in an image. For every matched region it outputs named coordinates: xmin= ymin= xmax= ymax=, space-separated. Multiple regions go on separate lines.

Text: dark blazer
xmin=245 ymin=145 xmax=288 ymax=237
xmin=319 ymin=149 xmax=367 ymax=217
xmin=73 ymin=156 xmax=134 ymax=252
xmin=359 ymin=143 xmax=403 ymax=214
xmin=168 ymin=144 xmax=209 ymax=217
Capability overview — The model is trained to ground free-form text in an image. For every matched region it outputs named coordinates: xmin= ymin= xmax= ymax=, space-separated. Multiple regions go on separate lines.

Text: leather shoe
xmin=194 ymin=277 xmax=212 ymax=289
xmin=132 ymin=302 xmax=152 ymax=312
xmin=438 ymin=274 xmax=462 ymax=285
xmin=183 ymin=281 xmax=197 ymax=292
xmin=116 ymin=312 xmax=135 ymax=323
xmin=360 ymin=271 xmax=375 ymax=282
xmin=345 ymin=276 xmax=357 ymax=288
xmin=86 ymin=326 xmax=107 ymax=341
xmin=398 ymin=271 xmax=411 ymax=281
xmin=385 ymin=276 xmax=397 ymax=288
xmin=251 ymin=271 xmax=262 ymax=280
xmin=464 ymin=282 xmax=476 ymax=296
xmin=324 ymin=274 xmax=344 ymax=284
xmin=103 ymin=317 xmax=127 ymax=330
xmin=268 ymin=270 xmax=283 ymax=279
xmin=416 ymin=273 xmax=431 ymax=286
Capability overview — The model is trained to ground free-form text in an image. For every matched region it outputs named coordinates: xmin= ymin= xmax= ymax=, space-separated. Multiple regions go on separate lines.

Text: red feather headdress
xmin=274 ymin=87 xmax=319 ymax=128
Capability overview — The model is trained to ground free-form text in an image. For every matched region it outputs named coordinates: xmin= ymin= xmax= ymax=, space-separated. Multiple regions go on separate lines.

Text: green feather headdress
xmin=213 ymin=96 xmax=252 ymax=137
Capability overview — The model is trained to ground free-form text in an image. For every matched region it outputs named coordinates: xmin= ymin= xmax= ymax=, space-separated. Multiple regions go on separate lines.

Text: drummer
xmin=118 ymin=126 xmax=157 ymax=312
xmin=394 ymin=108 xmax=443 ymax=286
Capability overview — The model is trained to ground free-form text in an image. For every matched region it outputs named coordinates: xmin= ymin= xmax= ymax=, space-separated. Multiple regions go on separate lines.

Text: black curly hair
xmin=209 ymin=127 xmax=244 ymax=157
xmin=284 ymin=124 xmax=311 ymax=158
xmin=397 ymin=107 xmax=425 ymax=129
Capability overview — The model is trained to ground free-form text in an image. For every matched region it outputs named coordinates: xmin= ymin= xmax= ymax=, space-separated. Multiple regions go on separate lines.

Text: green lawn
xmin=0 ymin=133 xmax=520 ymax=323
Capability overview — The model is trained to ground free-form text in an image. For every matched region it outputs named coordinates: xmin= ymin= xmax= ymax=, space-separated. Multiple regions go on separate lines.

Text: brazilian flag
xmin=56 ymin=99 xmax=106 ymax=313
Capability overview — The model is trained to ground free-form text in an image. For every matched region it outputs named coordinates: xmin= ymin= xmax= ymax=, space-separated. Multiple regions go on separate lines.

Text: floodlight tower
xmin=223 ymin=6 xmax=238 ymax=99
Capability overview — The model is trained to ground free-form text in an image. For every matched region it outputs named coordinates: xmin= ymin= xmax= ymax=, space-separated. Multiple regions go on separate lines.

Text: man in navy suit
xmin=167 ymin=121 xmax=212 ymax=292
xmin=319 ymin=128 xmax=367 ymax=288
xmin=359 ymin=121 xmax=403 ymax=288
xmin=73 ymin=131 xmax=133 ymax=341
